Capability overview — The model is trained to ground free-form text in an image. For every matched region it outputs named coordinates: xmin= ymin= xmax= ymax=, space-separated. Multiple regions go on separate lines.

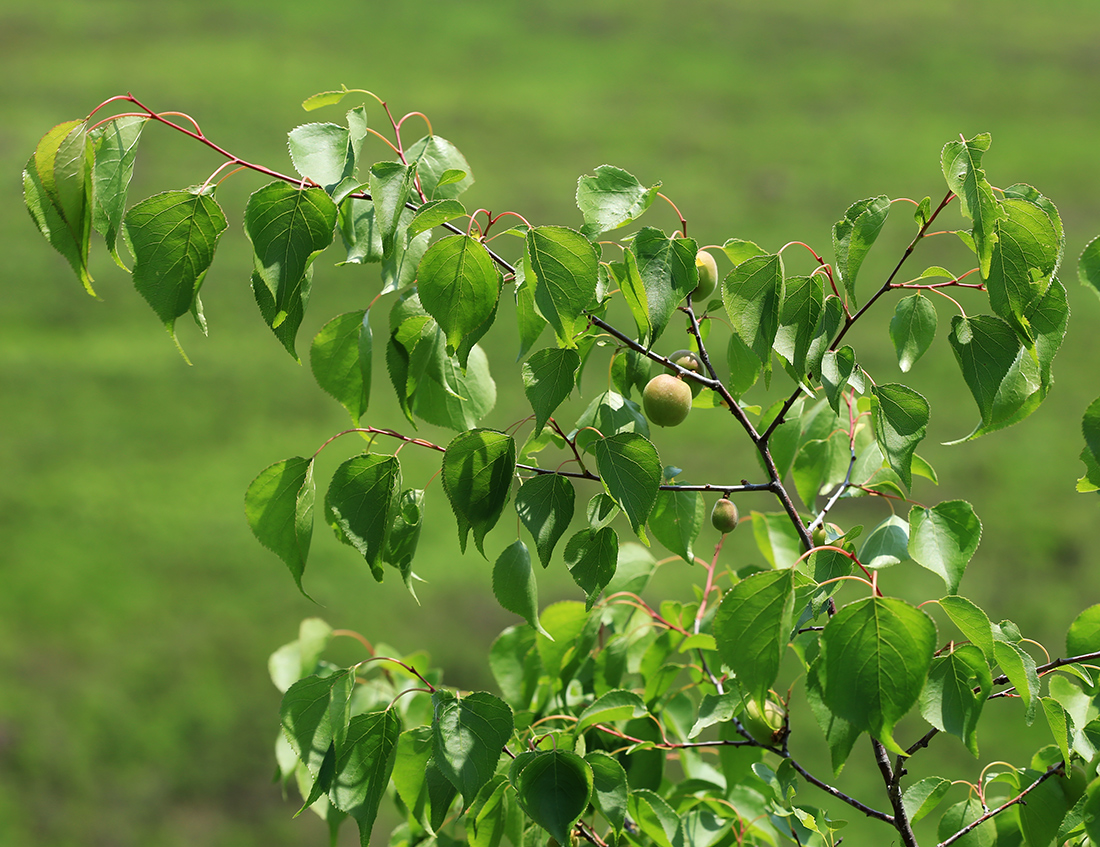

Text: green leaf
xmin=792 ymin=432 xmax=849 ymax=510
xmin=25 ymin=121 xmax=95 ymax=294
xmin=937 ymin=796 xmax=996 ymax=847
xmin=594 ymin=432 xmax=661 ymax=540
xmin=1067 ymin=604 xmax=1100 ymax=657
xmin=805 ymin=659 xmax=860 ymax=774
xmin=383 ymin=488 xmax=425 ymax=594
xmin=381 ymin=205 xmax=433 ymax=294
xmin=902 ymin=778 xmax=952 ymax=825
xmin=281 ymin=670 xmax=355 ymax=784
xmin=908 ymin=501 xmax=981 ymax=594
xmin=820 ymin=596 xmax=937 ymax=754
xmin=576 ymin=164 xmax=659 ymax=238
xmin=406 ymin=135 xmax=474 ymax=199
xmin=121 ymin=188 xmax=228 ymax=358
xmin=984 ymin=195 xmax=1061 ymax=338
xmin=330 ymin=710 xmax=402 ymax=842
xmin=994 ymin=639 xmax=1039 ymax=724
xmin=245 ymin=182 xmax=337 ymax=359
xmin=890 ymin=293 xmax=937 ymax=373
xmin=773 ymin=274 xmax=824 ymax=378
xmin=721 ymin=238 xmax=767 ymax=265
xmin=492 ymin=541 xmax=545 ymax=634
xmin=1082 ymin=777 xmax=1100 ymax=844
xmin=626 ymin=228 xmax=699 ymax=345
xmin=750 ymin=511 xmax=805 ymax=568
xmin=324 ymin=454 xmax=400 ymax=579
xmin=246 ymin=457 xmax=315 ymax=598
xmin=832 ymin=195 xmax=889 ymax=306
xmin=537 ymin=601 xmax=594 ymax=682
xmin=819 ymin=346 xmax=857 ymax=415
xmin=441 ymin=429 xmax=516 ymax=556
xmin=919 ymin=645 xmax=991 ymax=756
xmin=942 ymin=133 xmax=1003 ymax=276
xmin=1018 ymin=766 xmax=1071 ymax=847
xmin=647 ymin=487 xmax=704 ymax=564
xmin=287 ymin=122 xmax=353 ymax=193
xmin=408 ymin=198 xmax=468 ymax=239
xmin=1080 ymin=235 xmax=1100 ymax=301
xmin=870 ymin=383 xmax=929 ymax=490
xmin=577 ymin=689 xmax=649 ymax=734
xmin=1042 ymin=696 xmax=1073 ymax=767
xmin=513 ymin=257 xmax=547 ymax=359
xmin=858 ymin=514 xmax=910 ymax=569
xmin=489 ymin=626 xmax=538 ymax=712
xmin=713 ymin=569 xmax=796 ymax=707
xmin=525 ymin=226 xmax=600 ymax=348
xmin=946 ymin=311 xmax=1055 ymax=442
xmin=1081 ymin=397 xmax=1100 ymax=494
xmin=522 ymin=347 xmax=581 ymax=435
xmin=722 ymin=253 xmax=785 ymax=367
xmin=432 ymin=690 xmax=513 ymax=803
xmin=89 ymin=115 xmax=146 ymax=268
xmin=368 ymin=161 xmax=417 ymax=250
xmin=564 ymin=527 xmax=619 ymax=609
xmin=938 ymin=595 xmax=996 ymax=668
xmin=337 ymin=197 xmax=383 ymax=264
xmin=311 ymin=310 xmax=371 ymax=423
xmin=512 ymin=750 xmax=592 ymax=844
xmin=585 ymin=751 xmax=628 ymax=835
xmin=515 ymin=474 xmax=575 ymax=568
xmin=629 ymin=789 xmax=681 ymax=847
xmin=417 ymin=234 xmax=500 ymax=359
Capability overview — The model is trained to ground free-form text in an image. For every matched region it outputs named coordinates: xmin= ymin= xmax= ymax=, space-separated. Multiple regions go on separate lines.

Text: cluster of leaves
xmin=24 ymin=88 xmax=1100 ymax=847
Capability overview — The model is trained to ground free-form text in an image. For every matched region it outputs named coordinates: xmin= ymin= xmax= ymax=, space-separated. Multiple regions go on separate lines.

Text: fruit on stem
xmin=666 ymin=349 xmax=704 ymax=397
xmin=642 ymin=374 xmax=692 ymax=427
xmin=693 ymin=249 xmax=719 ymax=301
xmin=711 ymin=498 xmax=739 ymax=533
xmin=742 ymin=698 xmax=785 ymax=745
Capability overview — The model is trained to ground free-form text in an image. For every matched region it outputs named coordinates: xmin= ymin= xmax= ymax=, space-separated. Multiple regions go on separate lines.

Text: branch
xmin=937 ymin=764 xmax=1064 ymax=847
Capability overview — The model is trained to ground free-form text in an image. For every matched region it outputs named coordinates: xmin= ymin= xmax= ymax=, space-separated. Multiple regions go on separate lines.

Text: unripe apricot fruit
xmin=742 ymin=698 xmax=785 ymax=745
xmin=711 ymin=498 xmax=739 ymax=533
xmin=666 ymin=349 xmax=704 ymax=397
xmin=642 ymin=374 xmax=692 ymax=427
xmin=693 ymin=250 xmax=719 ymax=301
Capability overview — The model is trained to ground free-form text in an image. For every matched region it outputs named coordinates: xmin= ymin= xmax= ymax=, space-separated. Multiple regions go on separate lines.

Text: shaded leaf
xmin=245 ymin=182 xmax=337 ymax=359
xmin=417 ymin=234 xmax=500 ymax=359
xmin=122 ymin=188 xmax=228 ymax=357
xmin=594 ymin=432 xmax=661 ymax=540
xmin=648 ymin=487 xmax=704 ymax=564
xmin=515 ymin=474 xmax=575 ymax=568
xmin=564 ymin=527 xmax=619 ymax=609
xmin=713 ymin=569 xmax=796 ymax=707
xmin=870 ymin=383 xmax=929 ymax=490
xmin=246 ymin=457 xmax=315 ymax=598
xmin=441 ymin=429 xmax=516 ymax=556
xmin=522 ymin=347 xmax=581 ymax=435
xmin=432 ymin=690 xmax=513 ymax=803
xmin=492 ymin=540 xmax=546 ymax=634
xmin=919 ymin=645 xmax=991 ymax=756
xmin=310 ymin=310 xmax=371 ymax=423
xmin=324 ymin=454 xmax=400 ymax=579
xmin=512 ymin=750 xmax=592 ymax=844
xmin=330 ymin=710 xmax=402 ymax=842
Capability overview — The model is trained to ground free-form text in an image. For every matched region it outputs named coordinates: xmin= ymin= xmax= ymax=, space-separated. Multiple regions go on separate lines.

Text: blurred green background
xmin=5 ymin=0 xmax=1100 ymax=844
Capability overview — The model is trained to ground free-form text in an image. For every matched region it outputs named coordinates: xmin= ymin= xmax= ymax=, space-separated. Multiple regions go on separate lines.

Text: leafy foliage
xmin=26 ymin=91 xmax=1100 ymax=847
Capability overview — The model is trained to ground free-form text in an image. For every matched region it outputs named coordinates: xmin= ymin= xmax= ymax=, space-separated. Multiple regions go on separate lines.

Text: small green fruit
xmin=667 ymin=349 xmax=704 ymax=397
xmin=812 ymin=525 xmax=827 ymax=548
xmin=693 ymin=250 xmax=719 ymax=301
xmin=711 ymin=498 xmax=739 ymax=533
xmin=742 ymin=698 xmax=785 ymax=745
xmin=642 ymin=374 xmax=692 ymax=427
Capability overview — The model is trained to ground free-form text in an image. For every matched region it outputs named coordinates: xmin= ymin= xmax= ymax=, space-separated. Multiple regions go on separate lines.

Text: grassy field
xmin=5 ymin=0 xmax=1100 ymax=844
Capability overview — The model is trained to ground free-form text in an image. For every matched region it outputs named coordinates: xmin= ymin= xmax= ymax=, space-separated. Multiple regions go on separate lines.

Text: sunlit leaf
xmin=432 ymin=690 xmax=513 ymax=803
xmin=492 ymin=540 xmax=546 ymax=634
xmin=324 ymin=453 xmax=400 ymax=580
xmin=890 ymin=293 xmax=937 ymax=373
xmin=820 ymin=596 xmax=937 ymax=754
xmin=576 ymin=164 xmax=659 ymax=238
xmin=870 ymin=383 xmax=929 ymax=490
xmin=832 ymin=195 xmax=889 ymax=306
xmin=594 ymin=432 xmax=661 ymax=540
xmin=515 ymin=474 xmax=575 ymax=568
